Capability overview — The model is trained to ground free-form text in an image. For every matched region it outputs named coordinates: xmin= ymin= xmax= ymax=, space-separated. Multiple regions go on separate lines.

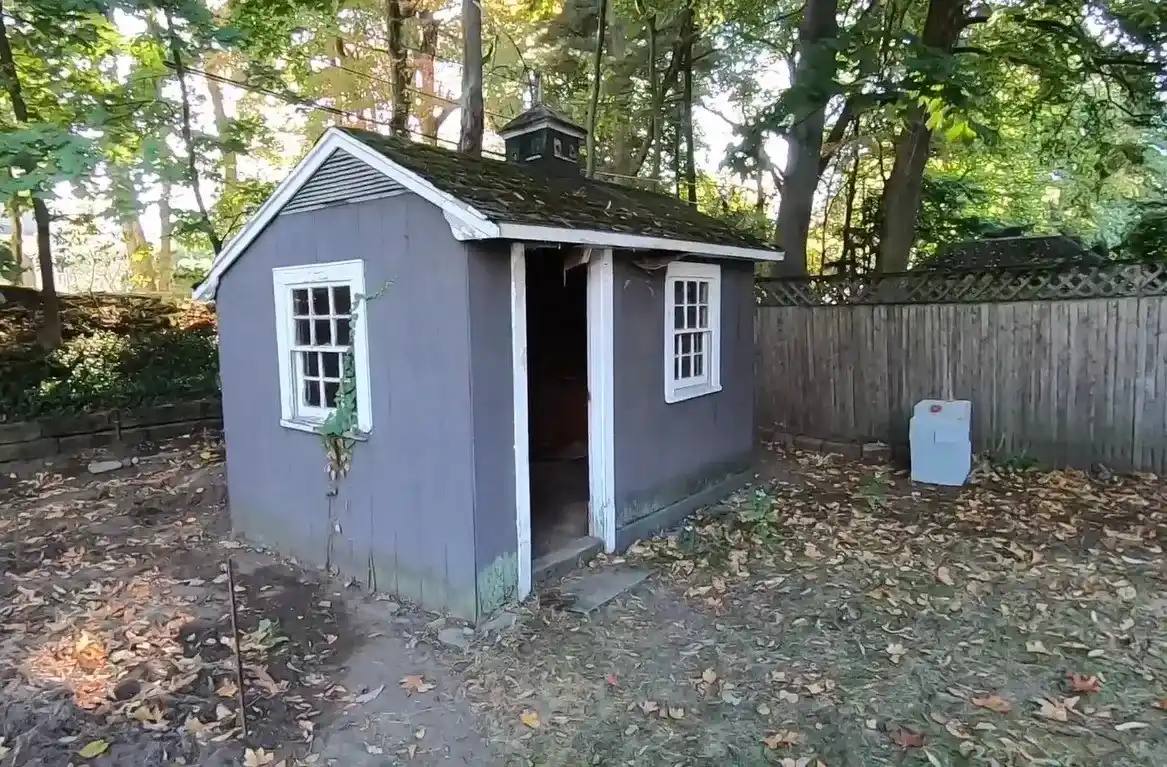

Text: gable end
xmin=280 ymin=149 xmax=405 ymax=215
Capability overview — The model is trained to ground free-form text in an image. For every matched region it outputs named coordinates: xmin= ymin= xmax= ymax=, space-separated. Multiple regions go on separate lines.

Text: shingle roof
xmin=340 ymin=127 xmax=777 ymax=253
xmin=928 ymin=235 xmax=1104 ymax=271
xmin=497 ymin=103 xmax=585 ymax=137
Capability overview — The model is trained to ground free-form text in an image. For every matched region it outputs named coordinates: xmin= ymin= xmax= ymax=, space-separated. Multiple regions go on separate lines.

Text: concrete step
xmin=533 ymin=535 xmax=603 ymax=586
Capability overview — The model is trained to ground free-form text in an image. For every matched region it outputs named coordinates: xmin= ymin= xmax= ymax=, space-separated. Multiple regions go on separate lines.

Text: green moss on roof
xmin=340 ymin=127 xmax=777 ymax=252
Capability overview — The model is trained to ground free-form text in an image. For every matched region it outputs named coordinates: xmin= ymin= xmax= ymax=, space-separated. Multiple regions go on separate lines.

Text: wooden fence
xmin=755 ymin=263 xmax=1167 ymax=473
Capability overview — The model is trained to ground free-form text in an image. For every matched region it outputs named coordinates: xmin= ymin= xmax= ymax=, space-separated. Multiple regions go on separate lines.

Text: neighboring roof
xmin=497 ymin=102 xmax=587 ymax=139
xmin=194 ymin=128 xmax=782 ymax=300
xmin=927 ymin=235 xmax=1105 ymax=271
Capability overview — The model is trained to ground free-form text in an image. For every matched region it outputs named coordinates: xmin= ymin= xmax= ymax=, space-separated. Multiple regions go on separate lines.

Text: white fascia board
xmin=494 ymin=222 xmax=785 ymax=262
xmin=193 ymin=129 xmax=499 ymax=301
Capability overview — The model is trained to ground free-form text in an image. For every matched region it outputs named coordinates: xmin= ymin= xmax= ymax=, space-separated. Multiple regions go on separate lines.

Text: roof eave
xmin=494 ymin=222 xmax=784 ymax=262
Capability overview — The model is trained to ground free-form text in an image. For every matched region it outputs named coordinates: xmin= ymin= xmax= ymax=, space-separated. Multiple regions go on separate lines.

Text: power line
xmin=166 ymin=61 xmax=507 ymax=159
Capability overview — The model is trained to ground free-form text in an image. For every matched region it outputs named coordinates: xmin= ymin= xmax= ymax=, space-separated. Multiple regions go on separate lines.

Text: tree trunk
xmin=123 ymin=217 xmax=155 ymax=290
xmin=459 ymin=0 xmax=484 ymax=155
xmin=585 ymin=0 xmax=609 ymax=178
xmin=386 ymin=0 xmax=410 ymax=137
xmin=876 ymin=0 xmax=966 ymax=273
xmin=7 ymin=196 xmax=34 ymax=287
xmin=681 ymin=32 xmax=697 ymax=205
xmin=166 ymin=15 xmax=223 ymax=255
xmin=622 ymin=10 xmax=692 ymax=178
xmin=646 ymin=14 xmax=661 ymax=181
xmin=205 ymin=61 xmax=238 ymax=192
xmin=774 ymin=0 xmax=840 ymax=275
xmin=156 ymin=180 xmax=175 ymax=293
xmin=0 ymin=1 xmax=60 ymax=345
xmin=416 ymin=11 xmax=449 ymax=143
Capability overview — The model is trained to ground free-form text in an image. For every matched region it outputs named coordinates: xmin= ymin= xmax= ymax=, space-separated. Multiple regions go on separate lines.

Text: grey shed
xmin=195 ymin=107 xmax=783 ymax=620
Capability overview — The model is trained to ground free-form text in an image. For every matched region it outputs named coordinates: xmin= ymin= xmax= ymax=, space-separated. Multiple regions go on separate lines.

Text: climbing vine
xmin=318 ymin=284 xmax=387 ymax=480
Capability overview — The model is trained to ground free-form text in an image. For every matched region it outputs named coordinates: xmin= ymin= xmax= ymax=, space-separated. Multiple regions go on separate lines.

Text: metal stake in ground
xmin=226 ymin=558 xmax=248 ymax=738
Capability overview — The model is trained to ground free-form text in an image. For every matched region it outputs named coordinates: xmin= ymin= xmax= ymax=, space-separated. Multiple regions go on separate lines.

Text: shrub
xmin=0 ymin=328 xmax=220 ymax=421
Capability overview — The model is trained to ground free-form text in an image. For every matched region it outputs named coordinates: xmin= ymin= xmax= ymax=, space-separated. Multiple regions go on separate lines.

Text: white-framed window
xmin=272 ymin=260 xmax=373 ymax=434
xmin=664 ymin=261 xmax=721 ymax=403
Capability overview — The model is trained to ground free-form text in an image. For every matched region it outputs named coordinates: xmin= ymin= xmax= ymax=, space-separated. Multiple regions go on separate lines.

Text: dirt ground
xmin=1 ymin=439 xmax=1165 ymax=766
xmin=0 ymin=438 xmax=489 ymax=767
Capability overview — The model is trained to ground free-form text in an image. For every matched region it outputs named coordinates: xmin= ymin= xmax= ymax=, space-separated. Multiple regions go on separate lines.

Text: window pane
xmin=336 ymin=318 xmax=351 ymax=346
xmin=322 ymin=351 xmax=341 ymax=378
xmin=673 ymin=280 xmax=684 ymax=304
xmin=681 ymin=333 xmax=691 ymax=354
xmin=292 ymin=289 xmax=309 ymax=315
xmin=673 ymin=306 xmax=684 ymax=330
xmin=314 ymin=319 xmax=332 ymax=345
xmin=312 ymin=287 xmax=330 ymax=315
xmin=301 ymin=351 xmax=319 ymax=376
xmin=333 ymin=286 xmax=352 ymax=315
xmin=323 ymin=381 xmax=340 ymax=407
xmin=686 ymin=281 xmax=697 ymax=303
xmin=673 ymin=356 xmax=680 ymax=380
xmin=303 ymin=378 xmax=321 ymax=407
xmin=295 ymin=319 xmax=311 ymax=345
xmin=698 ymin=281 xmax=709 ymax=303
xmin=681 ymin=355 xmax=691 ymax=378
xmin=699 ymin=305 xmax=708 ymax=328
xmin=692 ymin=332 xmax=705 ymax=354
xmin=686 ymin=306 xmax=697 ymax=328
xmin=694 ymin=352 xmax=704 ymax=377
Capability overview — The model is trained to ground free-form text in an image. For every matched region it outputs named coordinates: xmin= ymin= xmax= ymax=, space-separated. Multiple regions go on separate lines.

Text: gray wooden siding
xmin=466 ymin=242 xmax=519 ymax=613
xmin=280 ymin=149 xmax=404 ymax=215
xmin=756 ymin=297 xmax=1167 ymax=472
xmin=612 ymin=257 xmax=755 ymax=532
xmin=216 ymin=193 xmax=481 ymax=618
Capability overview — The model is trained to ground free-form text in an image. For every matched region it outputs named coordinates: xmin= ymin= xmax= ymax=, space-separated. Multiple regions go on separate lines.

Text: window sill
xmin=665 ymin=383 xmax=722 ymax=404
xmin=279 ymin=418 xmax=370 ymax=441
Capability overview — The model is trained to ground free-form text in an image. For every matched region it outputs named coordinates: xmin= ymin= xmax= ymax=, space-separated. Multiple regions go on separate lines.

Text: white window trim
xmin=664 ymin=261 xmax=722 ymax=404
xmin=272 ymin=259 xmax=373 ymax=434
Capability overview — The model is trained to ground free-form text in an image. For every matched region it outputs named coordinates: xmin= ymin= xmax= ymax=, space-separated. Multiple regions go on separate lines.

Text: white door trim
xmin=509 ymin=242 xmax=533 ymax=600
xmin=587 ymin=248 xmax=617 ymax=552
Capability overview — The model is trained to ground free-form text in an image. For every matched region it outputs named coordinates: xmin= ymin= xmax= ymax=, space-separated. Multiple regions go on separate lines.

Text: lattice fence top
xmin=756 ymin=262 xmax=1167 ymax=306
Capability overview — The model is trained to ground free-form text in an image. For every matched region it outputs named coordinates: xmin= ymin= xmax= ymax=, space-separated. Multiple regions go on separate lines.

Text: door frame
xmin=509 ymin=243 xmax=617 ymax=602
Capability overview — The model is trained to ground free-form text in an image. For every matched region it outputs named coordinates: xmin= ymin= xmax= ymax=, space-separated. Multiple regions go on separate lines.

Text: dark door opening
xmin=526 ymin=249 xmax=589 ymax=558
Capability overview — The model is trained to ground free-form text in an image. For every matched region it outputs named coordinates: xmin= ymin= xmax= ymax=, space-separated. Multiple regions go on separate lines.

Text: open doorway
xmin=525 ymin=248 xmax=590 ymax=558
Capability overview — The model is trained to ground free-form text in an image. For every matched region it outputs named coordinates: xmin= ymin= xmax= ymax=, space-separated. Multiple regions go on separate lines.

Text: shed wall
xmin=216 ymin=193 xmax=481 ymax=618
xmin=611 ymin=257 xmax=755 ymax=541
xmin=466 ymin=242 xmax=519 ymax=612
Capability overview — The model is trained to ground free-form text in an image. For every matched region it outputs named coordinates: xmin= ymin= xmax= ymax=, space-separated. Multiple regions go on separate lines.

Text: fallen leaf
xmin=778 ymin=689 xmax=799 ymax=704
xmin=886 ymin=643 xmax=907 ymax=664
xmin=1117 ymin=585 xmax=1137 ymax=601
xmin=1153 ymin=700 xmax=1167 ymax=711
xmin=355 ymin=684 xmax=386 ymax=704
xmin=78 ymin=740 xmax=109 ymax=759
xmin=215 ymin=679 xmax=238 ymax=698
xmin=936 ymin=567 xmax=955 ymax=586
xmin=1068 ymin=673 xmax=1102 ymax=694
xmin=1115 ymin=721 xmax=1149 ymax=731
xmin=763 ymin=730 xmax=805 ymax=749
xmin=890 ymin=728 xmax=925 ymax=748
xmin=971 ymin=694 xmax=1012 ymax=714
xmin=400 ymin=675 xmax=435 ymax=695
xmin=605 ymin=673 xmax=619 ymax=687
xmin=756 ymin=703 xmax=771 ymax=716
xmin=365 ymin=744 xmax=383 ymax=755
xmin=701 ymin=668 xmax=718 ymax=684
xmin=668 ymin=706 xmax=685 ymax=720
xmin=519 ymin=709 xmax=540 ymax=729
xmin=244 ymin=748 xmax=275 ymax=766
xmin=640 ymin=700 xmax=660 ymax=715
xmin=1026 ymin=640 xmax=1052 ymax=655
xmin=1035 ymin=698 xmax=1069 ymax=722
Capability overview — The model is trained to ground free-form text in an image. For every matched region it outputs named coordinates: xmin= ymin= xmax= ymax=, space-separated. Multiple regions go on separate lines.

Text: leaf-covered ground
xmin=464 ymin=448 xmax=1167 ymax=766
xmin=0 ymin=441 xmax=361 ymax=766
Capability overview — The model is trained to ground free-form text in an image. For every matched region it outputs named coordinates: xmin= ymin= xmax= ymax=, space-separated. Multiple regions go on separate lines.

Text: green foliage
xmin=0 ymin=327 xmax=219 ymax=420
xmin=1119 ymin=203 xmax=1167 ymax=262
